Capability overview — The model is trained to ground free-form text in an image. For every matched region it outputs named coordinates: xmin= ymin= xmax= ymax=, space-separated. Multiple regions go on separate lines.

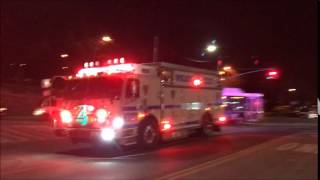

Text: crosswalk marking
xmin=294 ymin=144 xmax=318 ymax=154
xmin=1 ymin=125 xmax=61 ymax=144
xmin=9 ymin=126 xmax=55 ymax=139
xmin=3 ymin=129 xmax=50 ymax=141
xmin=1 ymin=132 xmax=32 ymax=142
xmin=276 ymin=142 xmax=318 ymax=154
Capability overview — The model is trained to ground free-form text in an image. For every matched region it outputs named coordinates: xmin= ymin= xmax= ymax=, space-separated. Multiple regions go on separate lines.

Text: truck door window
xmin=126 ymin=79 xmax=140 ymax=98
xmin=160 ymin=70 xmax=172 ymax=86
xmin=51 ymin=77 xmax=66 ymax=97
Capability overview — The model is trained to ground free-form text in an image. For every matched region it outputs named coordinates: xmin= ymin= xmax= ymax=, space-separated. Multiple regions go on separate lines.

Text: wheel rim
xmin=143 ymin=125 xmax=157 ymax=144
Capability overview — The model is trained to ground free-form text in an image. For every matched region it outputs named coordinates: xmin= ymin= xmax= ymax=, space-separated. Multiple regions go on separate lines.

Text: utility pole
xmin=153 ymin=36 xmax=159 ymax=62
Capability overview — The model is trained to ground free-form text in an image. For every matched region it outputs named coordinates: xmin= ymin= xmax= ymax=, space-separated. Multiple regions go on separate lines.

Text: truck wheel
xmin=137 ymin=120 xmax=160 ymax=149
xmin=200 ymin=114 xmax=214 ymax=137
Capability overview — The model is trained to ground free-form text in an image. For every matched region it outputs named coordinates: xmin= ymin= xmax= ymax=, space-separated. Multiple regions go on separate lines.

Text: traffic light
xmin=266 ymin=70 xmax=279 ymax=80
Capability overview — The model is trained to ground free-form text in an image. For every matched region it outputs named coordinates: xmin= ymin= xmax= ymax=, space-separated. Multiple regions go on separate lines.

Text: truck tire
xmin=137 ymin=120 xmax=160 ymax=149
xmin=200 ymin=114 xmax=215 ymax=137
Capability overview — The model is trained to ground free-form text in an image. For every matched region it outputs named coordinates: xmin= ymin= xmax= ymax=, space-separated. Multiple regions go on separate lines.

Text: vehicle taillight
xmin=218 ymin=116 xmax=227 ymax=122
xmin=96 ymin=109 xmax=108 ymax=123
xmin=161 ymin=120 xmax=172 ymax=131
xmin=60 ymin=110 xmax=73 ymax=123
xmin=217 ymin=116 xmax=227 ymax=124
xmin=163 ymin=123 xmax=171 ymax=130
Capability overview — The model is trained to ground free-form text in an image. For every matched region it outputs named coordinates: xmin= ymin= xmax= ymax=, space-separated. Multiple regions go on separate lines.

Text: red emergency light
xmin=191 ymin=76 xmax=203 ymax=87
xmin=218 ymin=116 xmax=226 ymax=122
xmin=193 ymin=79 xmax=202 ymax=86
xmin=119 ymin=57 xmax=125 ymax=64
xmin=161 ymin=120 xmax=172 ymax=131
xmin=216 ymin=116 xmax=227 ymax=125
xmin=76 ymin=63 xmax=135 ymax=78
xmin=84 ymin=57 xmax=126 ymax=68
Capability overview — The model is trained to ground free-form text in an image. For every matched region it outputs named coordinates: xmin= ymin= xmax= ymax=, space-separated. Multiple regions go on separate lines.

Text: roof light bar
xmin=83 ymin=57 xmax=126 ymax=69
xmin=76 ymin=64 xmax=135 ymax=78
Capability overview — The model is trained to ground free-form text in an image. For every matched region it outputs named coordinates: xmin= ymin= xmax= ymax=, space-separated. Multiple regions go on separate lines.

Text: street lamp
xmin=218 ymin=71 xmax=226 ymax=75
xmin=288 ymin=88 xmax=296 ymax=92
xmin=204 ymin=40 xmax=218 ymax=54
xmin=206 ymin=44 xmax=217 ymax=53
xmin=60 ymin=54 xmax=69 ymax=58
xmin=223 ymin=66 xmax=232 ymax=71
xmin=102 ymin=35 xmax=112 ymax=42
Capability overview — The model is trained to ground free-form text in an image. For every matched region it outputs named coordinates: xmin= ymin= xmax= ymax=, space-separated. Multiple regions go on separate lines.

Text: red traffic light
xmin=268 ymin=71 xmax=277 ymax=76
xmin=266 ymin=70 xmax=279 ymax=79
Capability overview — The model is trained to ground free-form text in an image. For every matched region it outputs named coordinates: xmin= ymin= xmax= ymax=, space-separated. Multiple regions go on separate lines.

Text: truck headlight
xmin=60 ymin=110 xmax=72 ymax=123
xmin=112 ymin=117 xmax=124 ymax=129
xmin=101 ymin=128 xmax=115 ymax=141
xmin=96 ymin=109 xmax=108 ymax=123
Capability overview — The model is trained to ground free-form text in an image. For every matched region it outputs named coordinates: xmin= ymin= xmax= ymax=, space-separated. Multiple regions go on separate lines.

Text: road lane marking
xmin=156 ymin=133 xmax=299 ymax=180
xmin=277 ymin=143 xmax=318 ymax=154
xmin=242 ymin=122 xmax=318 ymax=127
xmin=276 ymin=143 xmax=299 ymax=151
xmin=294 ymin=144 xmax=318 ymax=154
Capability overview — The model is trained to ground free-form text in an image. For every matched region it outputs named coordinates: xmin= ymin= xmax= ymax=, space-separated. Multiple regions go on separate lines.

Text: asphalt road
xmin=0 ymin=119 xmax=318 ymax=180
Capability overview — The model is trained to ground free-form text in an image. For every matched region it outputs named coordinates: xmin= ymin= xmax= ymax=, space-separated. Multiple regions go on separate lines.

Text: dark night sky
xmin=1 ymin=0 xmax=318 ymax=102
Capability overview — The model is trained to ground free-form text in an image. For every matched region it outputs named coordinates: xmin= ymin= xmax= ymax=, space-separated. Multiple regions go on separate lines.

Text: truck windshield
xmin=62 ymin=77 xmax=123 ymax=99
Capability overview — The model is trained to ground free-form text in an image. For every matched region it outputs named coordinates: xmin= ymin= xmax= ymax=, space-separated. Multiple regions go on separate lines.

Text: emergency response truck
xmin=42 ymin=60 xmax=225 ymax=148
